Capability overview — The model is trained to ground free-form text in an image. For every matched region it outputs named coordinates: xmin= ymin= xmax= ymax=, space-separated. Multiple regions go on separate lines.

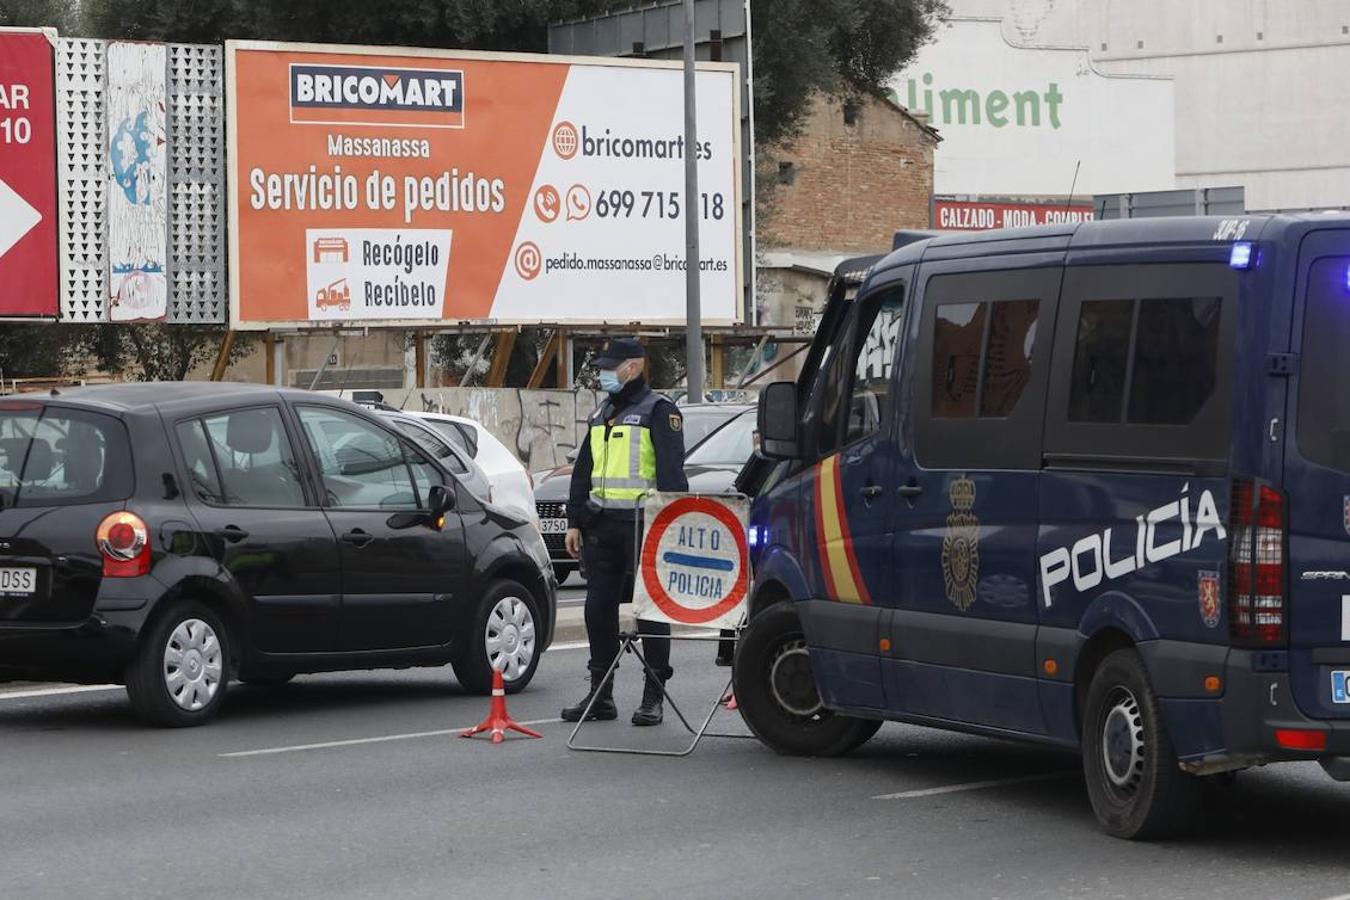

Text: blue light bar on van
xmin=1229 ymin=242 xmax=1254 ymax=269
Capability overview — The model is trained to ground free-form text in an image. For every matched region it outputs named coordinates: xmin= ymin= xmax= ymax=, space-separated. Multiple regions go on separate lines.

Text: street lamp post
xmin=682 ymin=0 xmax=705 ymax=403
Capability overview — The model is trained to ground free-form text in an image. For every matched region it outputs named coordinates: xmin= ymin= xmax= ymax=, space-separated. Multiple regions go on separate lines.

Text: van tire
xmin=1082 ymin=648 xmax=1201 ymax=839
xmin=453 ymin=579 xmax=541 ymax=695
xmin=125 ymin=600 xmax=231 ymax=728
xmin=733 ymin=601 xmax=881 ymax=757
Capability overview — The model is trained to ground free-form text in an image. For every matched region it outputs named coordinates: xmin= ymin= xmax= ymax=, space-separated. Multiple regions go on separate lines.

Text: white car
xmin=406 ymin=412 xmax=537 ymax=525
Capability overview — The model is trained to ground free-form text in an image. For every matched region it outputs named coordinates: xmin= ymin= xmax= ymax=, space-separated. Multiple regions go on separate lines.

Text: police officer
xmin=560 ymin=338 xmax=688 ymax=726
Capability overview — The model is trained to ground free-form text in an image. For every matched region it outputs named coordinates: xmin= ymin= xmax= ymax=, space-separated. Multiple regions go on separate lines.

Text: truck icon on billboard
xmin=313 ymin=237 xmax=349 ymax=263
xmin=315 ymin=278 xmax=351 ymax=311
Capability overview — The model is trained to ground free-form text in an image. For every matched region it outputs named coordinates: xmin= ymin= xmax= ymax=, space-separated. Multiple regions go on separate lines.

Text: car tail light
xmin=96 ymin=511 xmax=151 ymax=577
xmin=1229 ymin=480 xmax=1286 ymax=645
xmin=1275 ymin=728 xmax=1327 ymax=752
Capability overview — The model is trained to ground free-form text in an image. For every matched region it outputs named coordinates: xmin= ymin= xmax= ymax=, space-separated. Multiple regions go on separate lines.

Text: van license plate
xmin=540 ymin=518 xmax=568 ymax=534
xmin=0 ymin=567 xmax=37 ymax=596
xmin=1333 ymin=671 xmax=1350 ymax=705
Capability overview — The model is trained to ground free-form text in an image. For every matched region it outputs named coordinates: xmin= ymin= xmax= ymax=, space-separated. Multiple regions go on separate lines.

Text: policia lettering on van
xmin=732 ymin=218 xmax=1350 ymax=840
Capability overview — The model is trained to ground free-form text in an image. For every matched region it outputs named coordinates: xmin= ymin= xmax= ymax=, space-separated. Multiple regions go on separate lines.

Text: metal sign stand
xmin=567 ymin=490 xmax=755 ymax=757
xmin=565 ymin=626 xmax=753 ymax=758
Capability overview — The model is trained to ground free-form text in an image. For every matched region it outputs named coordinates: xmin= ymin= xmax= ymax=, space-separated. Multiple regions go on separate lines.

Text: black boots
xmin=560 ymin=670 xmax=617 ymax=722
xmin=631 ymin=674 xmax=665 ymax=726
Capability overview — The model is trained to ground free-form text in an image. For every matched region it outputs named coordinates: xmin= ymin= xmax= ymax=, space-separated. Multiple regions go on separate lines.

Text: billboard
xmin=106 ymin=41 xmax=169 ymax=322
xmin=226 ymin=41 xmax=743 ymax=329
xmin=891 ymin=16 xmax=1175 ymax=198
xmin=933 ymin=196 xmax=1094 ymax=231
xmin=0 ymin=29 xmax=58 ymax=318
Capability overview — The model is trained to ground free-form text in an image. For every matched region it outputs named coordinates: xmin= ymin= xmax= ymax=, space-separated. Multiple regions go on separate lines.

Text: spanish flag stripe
xmin=817 ymin=456 xmax=868 ymax=605
xmin=832 ymin=462 xmax=874 ymax=606
xmin=814 ymin=460 xmax=840 ymax=599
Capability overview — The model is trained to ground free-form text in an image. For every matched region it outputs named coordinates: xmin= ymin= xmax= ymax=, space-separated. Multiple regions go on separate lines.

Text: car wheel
xmin=733 ymin=601 xmax=881 ymax=756
xmin=453 ymin=579 xmax=542 ymax=695
xmin=125 ymin=600 xmax=230 ymax=728
xmin=1082 ymin=648 xmax=1201 ymax=839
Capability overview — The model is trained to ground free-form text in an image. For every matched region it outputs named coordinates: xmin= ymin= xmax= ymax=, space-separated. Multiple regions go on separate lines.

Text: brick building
xmin=755 ymin=92 xmax=938 ymax=344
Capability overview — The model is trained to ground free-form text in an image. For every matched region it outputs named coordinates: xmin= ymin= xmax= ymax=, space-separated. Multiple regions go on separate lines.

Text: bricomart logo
xmin=289 ymin=64 xmax=465 ymax=129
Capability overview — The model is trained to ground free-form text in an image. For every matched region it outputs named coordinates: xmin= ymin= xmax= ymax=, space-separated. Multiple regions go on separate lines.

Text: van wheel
xmin=125 ymin=601 xmax=230 ymax=728
xmin=1082 ymin=649 xmax=1201 ymax=839
xmin=453 ymin=580 xmax=541 ymax=695
xmin=733 ymin=601 xmax=881 ymax=756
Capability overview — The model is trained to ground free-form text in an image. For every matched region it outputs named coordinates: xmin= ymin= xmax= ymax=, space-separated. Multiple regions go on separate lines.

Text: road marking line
xmin=0 ymin=684 xmax=120 ymax=701
xmin=872 ymin=771 xmax=1076 ymax=801
xmin=220 ymin=717 xmax=564 ymax=758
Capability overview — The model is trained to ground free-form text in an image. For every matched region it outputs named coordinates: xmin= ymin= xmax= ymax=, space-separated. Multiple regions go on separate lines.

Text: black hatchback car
xmin=0 ymin=384 xmax=555 ymax=726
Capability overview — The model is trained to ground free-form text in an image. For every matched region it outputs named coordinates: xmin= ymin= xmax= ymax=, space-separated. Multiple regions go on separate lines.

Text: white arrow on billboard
xmin=0 ymin=177 xmax=41 ymax=259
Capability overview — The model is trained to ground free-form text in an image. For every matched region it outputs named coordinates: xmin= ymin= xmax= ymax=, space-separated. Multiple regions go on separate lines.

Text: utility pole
xmin=682 ymin=0 xmax=705 ymax=403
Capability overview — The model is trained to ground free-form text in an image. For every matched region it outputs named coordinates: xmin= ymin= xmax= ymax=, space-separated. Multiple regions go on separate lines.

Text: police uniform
xmin=561 ymin=340 xmax=688 ymax=725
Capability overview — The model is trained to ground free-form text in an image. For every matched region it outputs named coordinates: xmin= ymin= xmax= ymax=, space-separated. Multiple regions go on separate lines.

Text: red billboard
xmin=0 ymin=29 xmax=58 ymax=317
xmin=933 ymin=196 xmax=1095 ymax=232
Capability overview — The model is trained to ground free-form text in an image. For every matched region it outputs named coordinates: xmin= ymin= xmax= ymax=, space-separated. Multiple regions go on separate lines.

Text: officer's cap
xmin=591 ymin=337 xmax=646 ymax=369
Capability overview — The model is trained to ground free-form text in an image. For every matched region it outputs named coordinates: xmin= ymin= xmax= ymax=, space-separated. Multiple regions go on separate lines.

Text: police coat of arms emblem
xmin=941 ymin=475 xmax=980 ymax=612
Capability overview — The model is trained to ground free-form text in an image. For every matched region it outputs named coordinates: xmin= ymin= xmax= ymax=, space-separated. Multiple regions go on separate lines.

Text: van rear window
xmin=1297 ymin=257 xmax=1350 ymax=470
xmin=0 ymin=405 xmax=133 ymax=508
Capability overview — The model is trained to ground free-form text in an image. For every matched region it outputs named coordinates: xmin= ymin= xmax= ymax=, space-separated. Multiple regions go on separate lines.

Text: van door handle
xmin=897 ymin=483 xmax=923 ymax=499
xmin=215 ymin=525 xmax=249 ymax=544
xmin=341 ymin=529 xmax=374 ymax=548
xmin=860 ymin=485 xmax=883 ymax=500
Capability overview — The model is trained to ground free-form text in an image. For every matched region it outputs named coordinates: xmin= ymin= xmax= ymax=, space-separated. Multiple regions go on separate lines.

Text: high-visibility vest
xmin=587 ymin=389 xmax=667 ymax=511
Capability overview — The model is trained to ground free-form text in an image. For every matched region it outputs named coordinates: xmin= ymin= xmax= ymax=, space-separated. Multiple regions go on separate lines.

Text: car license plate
xmin=1332 ymin=670 xmax=1350 ymax=705
xmin=0 ymin=566 xmax=37 ymax=596
xmin=540 ymin=518 xmax=568 ymax=534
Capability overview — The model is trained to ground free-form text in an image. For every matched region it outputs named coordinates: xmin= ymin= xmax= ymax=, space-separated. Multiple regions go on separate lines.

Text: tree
xmin=0 ymin=0 xmax=79 ymax=33
xmin=88 ymin=325 xmax=255 ymax=382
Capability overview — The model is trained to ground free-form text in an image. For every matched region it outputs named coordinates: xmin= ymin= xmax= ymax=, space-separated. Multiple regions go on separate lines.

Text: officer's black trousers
xmin=582 ymin=514 xmax=673 ymax=682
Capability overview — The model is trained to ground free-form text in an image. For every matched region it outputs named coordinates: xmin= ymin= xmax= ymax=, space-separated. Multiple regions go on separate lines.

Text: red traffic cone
xmin=460 ymin=665 xmax=542 ymax=744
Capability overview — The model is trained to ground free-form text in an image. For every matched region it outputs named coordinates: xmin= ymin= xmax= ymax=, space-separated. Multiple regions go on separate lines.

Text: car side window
xmin=405 ymin=444 xmax=444 ymax=508
xmin=392 ymin=419 xmax=469 ymax=475
xmin=297 ymin=407 xmax=420 ymax=510
xmin=180 ymin=408 xmax=307 ymax=508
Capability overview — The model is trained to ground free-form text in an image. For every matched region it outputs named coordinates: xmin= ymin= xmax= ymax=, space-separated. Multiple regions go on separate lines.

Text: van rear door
xmin=1285 ymin=231 xmax=1350 ymax=720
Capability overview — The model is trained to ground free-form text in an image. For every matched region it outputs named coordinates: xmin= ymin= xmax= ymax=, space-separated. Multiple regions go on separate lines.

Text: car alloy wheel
xmin=485 ymin=594 xmax=536 ymax=682
xmin=163 ymin=618 xmax=224 ymax=712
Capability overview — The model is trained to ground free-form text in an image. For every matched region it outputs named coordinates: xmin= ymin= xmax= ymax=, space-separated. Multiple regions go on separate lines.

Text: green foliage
xmin=89 ymin=325 xmax=256 ymax=382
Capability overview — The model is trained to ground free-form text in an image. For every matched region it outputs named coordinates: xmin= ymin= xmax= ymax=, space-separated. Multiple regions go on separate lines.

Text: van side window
xmin=846 ymin=290 xmax=905 ymax=444
xmin=931 ymin=299 xmax=1042 ymax=420
xmin=1046 ymin=263 xmax=1237 ymax=465
xmin=1066 ymin=296 xmax=1221 ymax=426
xmin=913 ymin=267 xmax=1060 ymax=470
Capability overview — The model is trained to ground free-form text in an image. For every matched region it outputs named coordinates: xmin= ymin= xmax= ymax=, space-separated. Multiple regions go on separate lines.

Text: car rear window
xmin=0 ymin=403 xmax=132 ymax=508
xmin=1297 ymin=257 xmax=1350 ymax=470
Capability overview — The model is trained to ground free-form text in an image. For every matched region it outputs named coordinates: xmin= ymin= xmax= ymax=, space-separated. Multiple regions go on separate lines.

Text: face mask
xmin=599 ymin=369 xmax=624 ymax=394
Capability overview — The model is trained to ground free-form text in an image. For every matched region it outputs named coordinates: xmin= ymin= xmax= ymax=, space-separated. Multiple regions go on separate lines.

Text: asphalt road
xmin=3 ymin=641 xmax=1349 ymax=900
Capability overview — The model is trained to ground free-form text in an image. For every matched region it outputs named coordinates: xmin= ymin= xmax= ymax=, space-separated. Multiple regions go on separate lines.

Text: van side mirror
xmin=758 ymin=381 xmax=800 ymax=460
xmin=426 ymin=484 xmax=456 ymax=517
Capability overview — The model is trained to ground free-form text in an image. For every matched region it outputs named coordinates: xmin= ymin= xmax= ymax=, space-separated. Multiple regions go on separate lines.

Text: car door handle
xmin=341 ymin=529 xmax=374 ymax=547
xmin=860 ymin=485 xmax=884 ymax=500
xmin=215 ymin=525 xmax=249 ymax=544
xmin=897 ymin=483 xmax=923 ymax=499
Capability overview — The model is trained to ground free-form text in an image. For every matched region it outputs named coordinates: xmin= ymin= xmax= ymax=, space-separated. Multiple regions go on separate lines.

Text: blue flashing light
xmin=1229 ymin=242 xmax=1254 ymax=269
xmin=1345 ymin=265 xmax=1350 ymax=292
xmin=747 ymin=525 xmax=761 ymax=548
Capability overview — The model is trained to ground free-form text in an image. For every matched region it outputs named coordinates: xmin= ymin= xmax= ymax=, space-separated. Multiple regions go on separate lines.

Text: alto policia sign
xmin=225 ymin=41 xmax=744 ymax=329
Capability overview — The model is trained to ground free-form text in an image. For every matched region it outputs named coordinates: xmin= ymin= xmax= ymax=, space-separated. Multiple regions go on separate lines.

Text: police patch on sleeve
xmin=669 ymin=413 xmax=682 ymax=432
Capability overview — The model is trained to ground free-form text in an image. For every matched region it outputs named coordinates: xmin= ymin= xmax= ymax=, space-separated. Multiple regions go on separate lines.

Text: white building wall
xmin=934 ymin=0 xmax=1350 ymax=211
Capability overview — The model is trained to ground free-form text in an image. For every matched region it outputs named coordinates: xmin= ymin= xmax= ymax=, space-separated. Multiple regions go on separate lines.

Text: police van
xmin=733 ymin=216 xmax=1350 ymax=839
